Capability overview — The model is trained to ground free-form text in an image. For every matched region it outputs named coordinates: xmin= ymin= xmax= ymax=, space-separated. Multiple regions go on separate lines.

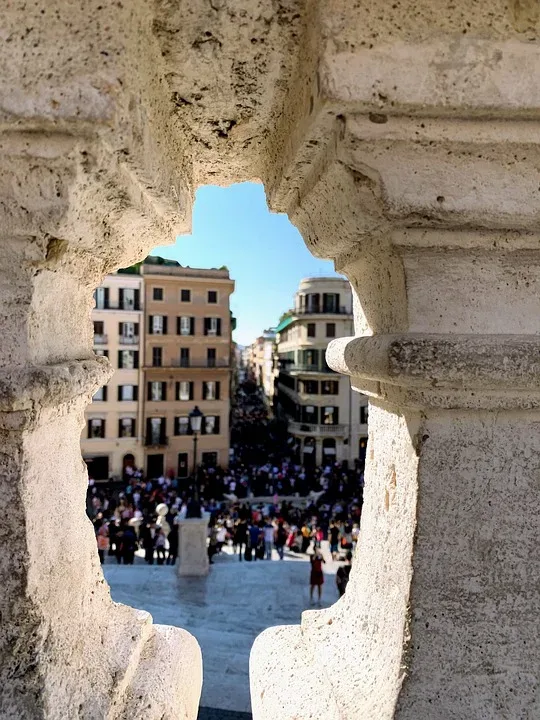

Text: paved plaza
xmin=104 ymin=545 xmax=340 ymax=718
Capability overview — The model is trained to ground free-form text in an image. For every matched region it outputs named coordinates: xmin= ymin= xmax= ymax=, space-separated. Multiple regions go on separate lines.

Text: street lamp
xmin=187 ymin=405 xmax=204 ymax=513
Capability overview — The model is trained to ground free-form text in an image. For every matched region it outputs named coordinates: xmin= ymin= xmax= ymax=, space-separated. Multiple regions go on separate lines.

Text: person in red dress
xmin=309 ymin=548 xmax=326 ymax=606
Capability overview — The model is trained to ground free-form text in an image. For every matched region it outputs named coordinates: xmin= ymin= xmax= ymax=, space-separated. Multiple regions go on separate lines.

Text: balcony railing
xmin=289 ymin=421 xmax=346 ymax=435
xmin=144 ymin=435 xmax=168 ymax=447
xmin=296 ymin=306 xmax=350 ymax=315
xmin=286 ymin=364 xmax=336 ymax=373
xmin=119 ymin=335 xmax=139 ymax=345
xmin=93 ymin=334 xmax=108 ymax=344
xmin=166 ymin=359 xmax=231 ymax=369
xmin=95 ymin=303 xmax=141 ymax=311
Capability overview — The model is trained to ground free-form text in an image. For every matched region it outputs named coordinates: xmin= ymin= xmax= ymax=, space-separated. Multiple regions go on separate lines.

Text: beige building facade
xmin=275 ymin=277 xmax=368 ymax=466
xmin=81 ymin=273 xmax=144 ymax=479
xmin=142 ymin=264 xmax=234 ymax=478
xmin=247 ymin=329 xmax=276 ymax=399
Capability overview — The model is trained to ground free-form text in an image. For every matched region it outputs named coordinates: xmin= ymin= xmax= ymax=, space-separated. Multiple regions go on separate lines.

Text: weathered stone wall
xmin=2 ymin=0 xmax=540 ymax=717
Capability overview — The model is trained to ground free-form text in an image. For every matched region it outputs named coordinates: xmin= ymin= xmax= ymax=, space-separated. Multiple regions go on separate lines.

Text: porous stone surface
xmin=2 ymin=0 xmax=540 ymax=718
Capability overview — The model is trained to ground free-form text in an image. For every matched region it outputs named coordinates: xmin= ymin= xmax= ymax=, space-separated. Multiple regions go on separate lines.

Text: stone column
xmin=0 ymin=135 xmax=201 ymax=719
xmin=177 ymin=517 xmax=210 ymax=577
xmin=0 ymin=1 xmax=208 ymax=714
xmin=253 ymin=17 xmax=540 ymax=714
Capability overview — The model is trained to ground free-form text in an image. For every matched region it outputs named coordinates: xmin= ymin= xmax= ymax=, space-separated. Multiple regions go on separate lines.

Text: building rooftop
xmin=299 ymin=276 xmax=348 ymax=283
xmin=141 ymin=264 xmax=231 ymax=280
xmin=119 ymin=256 xmax=231 ymax=279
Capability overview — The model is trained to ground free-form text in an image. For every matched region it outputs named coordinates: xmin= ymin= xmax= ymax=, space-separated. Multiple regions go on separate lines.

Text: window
xmin=323 ymin=406 xmax=339 ymax=425
xmin=301 ymin=405 xmax=318 ymax=424
xmin=118 ymin=385 xmax=138 ymax=401
xmin=360 ymin=405 xmax=369 ymax=425
xmin=207 ymin=348 xmax=216 ymax=367
xmin=93 ymin=321 xmax=104 ymax=335
xmin=93 ymin=386 xmax=107 ymax=402
xmin=321 ymin=380 xmax=339 ymax=395
xmin=202 ymin=415 xmax=220 ymax=435
xmin=117 ymin=350 xmax=139 ymax=369
xmin=326 ymin=322 xmax=336 ymax=338
xmin=119 ymin=321 xmax=138 ymax=340
xmin=95 ymin=349 xmax=109 ymax=358
xmin=174 ymin=417 xmax=190 ymax=436
xmin=203 ymin=381 xmax=220 ymax=400
xmin=94 ymin=287 xmax=108 ymax=309
xmin=178 ymin=453 xmax=189 ymax=478
xmin=306 ymin=293 xmax=320 ymax=313
xmin=202 ymin=451 xmax=218 ymax=467
xmin=118 ymin=418 xmax=136 ymax=438
xmin=301 ymin=349 xmax=319 ymax=369
xmin=88 ymin=418 xmax=105 ymax=439
xmin=177 ymin=316 xmax=194 ymax=336
xmin=152 ymin=347 xmax=162 ymax=367
xmin=301 ymin=379 xmax=319 ymax=394
xmin=119 ymin=288 xmax=139 ymax=311
xmin=204 ymin=317 xmax=222 ymax=336
xmin=153 ymin=287 xmax=163 ymax=301
xmin=181 ymin=289 xmax=191 ymax=302
xmin=322 ymin=438 xmax=337 ymax=458
xmin=207 ymin=290 xmax=218 ymax=304
xmin=307 ymin=323 xmax=316 ymax=338
xmin=148 ymin=315 xmax=167 ymax=335
xmin=148 ymin=381 xmax=167 ymax=402
xmin=180 ymin=348 xmax=190 ymax=367
xmin=176 ymin=381 xmax=194 ymax=401
xmin=303 ymin=437 xmax=316 ymax=458
xmin=146 ymin=417 xmax=166 ymax=445
xmin=322 ymin=293 xmax=340 ymax=313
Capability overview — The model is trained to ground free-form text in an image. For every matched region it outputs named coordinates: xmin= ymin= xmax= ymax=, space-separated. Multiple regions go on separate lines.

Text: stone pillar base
xmin=177 ymin=517 xmax=210 ymax=577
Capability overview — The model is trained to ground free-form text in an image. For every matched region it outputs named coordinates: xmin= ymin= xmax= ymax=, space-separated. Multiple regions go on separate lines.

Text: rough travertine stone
xmin=0 ymin=25 xmax=200 ymax=711
xmin=2 ymin=0 xmax=540 ymax=718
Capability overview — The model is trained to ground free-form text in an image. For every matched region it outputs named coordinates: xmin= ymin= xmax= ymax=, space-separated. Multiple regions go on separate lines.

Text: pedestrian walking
xmin=309 ymin=548 xmax=325 ymax=607
xmin=336 ymin=551 xmax=353 ymax=597
xmin=275 ymin=521 xmax=287 ymax=560
xmin=155 ymin=528 xmax=166 ymax=565
xmin=235 ymin=518 xmax=248 ymax=561
xmin=263 ymin=519 xmax=275 ymax=560
xmin=96 ymin=523 xmax=109 ymax=564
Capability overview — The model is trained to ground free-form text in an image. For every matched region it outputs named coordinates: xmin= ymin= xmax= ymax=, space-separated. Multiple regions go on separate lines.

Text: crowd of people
xmin=87 ymin=378 xmax=363 ymax=602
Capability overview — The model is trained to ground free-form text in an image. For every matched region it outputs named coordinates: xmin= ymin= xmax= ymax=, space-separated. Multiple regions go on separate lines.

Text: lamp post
xmin=188 ymin=405 xmax=203 ymax=507
xmin=177 ymin=404 xmax=209 ymax=576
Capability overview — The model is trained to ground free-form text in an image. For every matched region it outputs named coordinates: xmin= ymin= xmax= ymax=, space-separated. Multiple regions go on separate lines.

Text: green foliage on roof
xmin=144 ymin=255 xmax=180 ymax=267
xmin=117 ymin=262 xmax=142 ymax=275
xmin=118 ymin=255 xmax=182 ymax=274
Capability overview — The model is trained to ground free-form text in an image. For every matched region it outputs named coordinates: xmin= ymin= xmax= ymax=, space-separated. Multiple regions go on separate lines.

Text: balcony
xmin=93 ymin=334 xmax=108 ymax=345
xmin=144 ymin=435 xmax=168 ymax=447
xmin=148 ymin=359 xmax=231 ymax=369
xmin=95 ymin=303 xmax=141 ymax=311
xmin=296 ymin=306 xmax=350 ymax=315
xmin=289 ymin=421 xmax=346 ymax=436
xmin=286 ymin=364 xmax=336 ymax=374
xmin=119 ymin=335 xmax=139 ymax=345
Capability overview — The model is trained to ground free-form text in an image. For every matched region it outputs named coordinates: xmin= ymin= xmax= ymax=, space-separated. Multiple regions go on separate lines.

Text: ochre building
xmin=81 ymin=262 xmax=234 ymax=481
xmin=142 ymin=263 xmax=234 ymax=478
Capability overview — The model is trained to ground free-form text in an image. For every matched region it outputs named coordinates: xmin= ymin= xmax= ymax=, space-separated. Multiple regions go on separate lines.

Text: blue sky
xmin=151 ymin=182 xmax=339 ymax=346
